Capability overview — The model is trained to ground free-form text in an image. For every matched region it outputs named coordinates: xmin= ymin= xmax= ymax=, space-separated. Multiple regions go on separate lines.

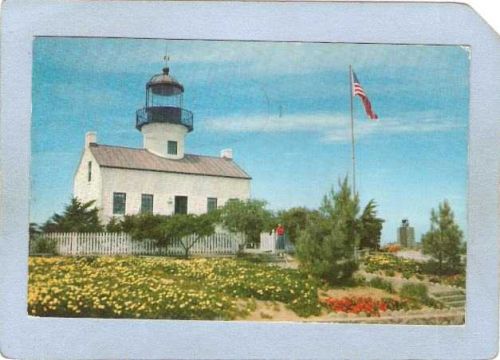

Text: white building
xmin=73 ymin=64 xmax=251 ymax=223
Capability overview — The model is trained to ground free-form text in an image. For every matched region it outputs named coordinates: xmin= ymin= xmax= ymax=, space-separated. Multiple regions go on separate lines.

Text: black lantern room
xmin=136 ymin=66 xmax=193 ymax=132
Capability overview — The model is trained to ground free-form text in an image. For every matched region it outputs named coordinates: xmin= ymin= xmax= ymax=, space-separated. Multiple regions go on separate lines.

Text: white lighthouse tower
xmin=135 ymin=63 xmax=193 ymax=159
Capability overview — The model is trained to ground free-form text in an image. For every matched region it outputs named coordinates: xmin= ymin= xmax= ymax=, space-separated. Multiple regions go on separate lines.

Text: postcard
xmin=1 ymin=1 xmax=498 ymax=359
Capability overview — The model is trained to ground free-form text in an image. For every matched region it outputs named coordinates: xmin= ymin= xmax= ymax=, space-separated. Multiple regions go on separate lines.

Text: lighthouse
xmin=135 ymin=64 xmax=193 ymax=159
xmin=74 ymin=56 xmax=251 ymax=222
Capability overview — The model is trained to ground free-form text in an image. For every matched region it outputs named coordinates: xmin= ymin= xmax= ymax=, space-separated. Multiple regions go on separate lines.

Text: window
xmin=174 ymin=196 xmax=188 ymax=214
xmin=207 ymin=197 xmax=217 ymax=212
xmin=141 ymin=194 xmax=154 ymax=214
xmin=113 ymin=192 xmax=126 ymax=215
xmin=87 ymin=161 xmax=92 ymax=182
xmin=167 ymin=141 xmax=178 ymax=155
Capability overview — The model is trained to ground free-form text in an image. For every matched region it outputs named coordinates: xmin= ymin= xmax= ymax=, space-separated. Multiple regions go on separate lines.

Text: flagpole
xmin=349 ymin=65 xmax=356 ymax=195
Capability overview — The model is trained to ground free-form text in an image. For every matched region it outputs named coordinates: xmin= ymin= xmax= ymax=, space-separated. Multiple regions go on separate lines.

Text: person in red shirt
xmin=276 ymin=224 xmax=285 ymax=251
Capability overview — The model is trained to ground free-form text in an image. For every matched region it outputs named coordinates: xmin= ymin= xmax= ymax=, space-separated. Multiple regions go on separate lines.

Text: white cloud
xmin=202 ymin=111 xmax=465 ymax=143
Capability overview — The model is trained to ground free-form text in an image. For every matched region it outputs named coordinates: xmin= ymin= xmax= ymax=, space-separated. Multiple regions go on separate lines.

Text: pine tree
xmin=421 ymin=200 xmax=463 ymax=275
xmin=359 ymin=200 xmax=384 ymax=250
xmin=296 ymin=177 xmax=361 ymax=285
xmin=41 ymin=198 xmax=103 ymax=233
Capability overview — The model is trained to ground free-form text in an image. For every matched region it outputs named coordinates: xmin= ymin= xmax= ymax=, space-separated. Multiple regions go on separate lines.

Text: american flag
xmin=352 ymin=71 xmax=378 ymax=120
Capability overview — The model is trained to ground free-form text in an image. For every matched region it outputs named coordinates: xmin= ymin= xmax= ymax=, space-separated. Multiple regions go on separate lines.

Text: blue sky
xmin=31 ymin=38 xmax=469 ymax=244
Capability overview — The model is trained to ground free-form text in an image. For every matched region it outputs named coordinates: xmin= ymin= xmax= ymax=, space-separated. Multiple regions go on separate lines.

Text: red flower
xmin=322 ymin=296 xmax=398 ymax=316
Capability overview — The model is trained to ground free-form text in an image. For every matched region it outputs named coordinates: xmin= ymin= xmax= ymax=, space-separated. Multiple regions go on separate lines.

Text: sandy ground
xmin=319 ymin=286 xmax=399 ymax=300
xmin=393 ymin=250 xmax=431 ymax=262
xmin=241 ymin=299 xmax=328 ymax=322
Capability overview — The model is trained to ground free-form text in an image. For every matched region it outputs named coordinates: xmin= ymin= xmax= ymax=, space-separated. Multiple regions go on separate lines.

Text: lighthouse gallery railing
xmin=136 ymin=106 xmax=193 ymax=132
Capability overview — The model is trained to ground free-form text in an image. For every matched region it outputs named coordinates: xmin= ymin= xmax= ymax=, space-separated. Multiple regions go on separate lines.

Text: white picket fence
xmin=30 ymin=232 xmax=246 ymax=257
xmin=260 ymin=231 xmax=278 ymax=252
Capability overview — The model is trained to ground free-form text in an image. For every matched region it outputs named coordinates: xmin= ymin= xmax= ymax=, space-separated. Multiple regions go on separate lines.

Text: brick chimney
xmin=85 ymin=131 xmax=97 ymax=148
xmin=220 ymin=148 xmax=233 ymax=160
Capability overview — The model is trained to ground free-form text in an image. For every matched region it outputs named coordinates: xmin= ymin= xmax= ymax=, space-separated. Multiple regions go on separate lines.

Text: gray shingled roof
xmin=89 ymin=144 xmax=251 ymax=179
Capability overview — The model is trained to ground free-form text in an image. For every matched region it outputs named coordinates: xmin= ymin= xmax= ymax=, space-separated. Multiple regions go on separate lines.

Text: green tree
xmin=120 ymin=213 xmax=168 ymax=241
xmin=421 ymin=200 xmax=464 ymax=275
xmin=105 ymin=217 xmax=123 ymax=232
xmin=41 ymin=198 xmax=103 ymax=233
xmin=277 ymin=207 xmax=318 ymax=244
xmin=116 ymin=212 xmax=220 ymax=258
xmin=29 ymin=222 xmax=41 ymax=240
xmin=161 ymin=212 xmax=220 ymax=258
xmin=359 ymin=200 xmax=384 ymax=250
xmin=295 ymin=177 xmax=361 ymax=285
xmin=220 ymin=199 xmax=274 ymax=247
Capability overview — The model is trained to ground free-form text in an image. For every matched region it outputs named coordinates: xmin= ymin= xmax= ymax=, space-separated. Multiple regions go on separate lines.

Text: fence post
xmin=70 ymin=233 xmax=76 ymax=255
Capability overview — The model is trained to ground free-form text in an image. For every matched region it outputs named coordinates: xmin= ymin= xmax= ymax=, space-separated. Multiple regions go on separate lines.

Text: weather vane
xmin=163 ymin=44 xmax=170 ymax=67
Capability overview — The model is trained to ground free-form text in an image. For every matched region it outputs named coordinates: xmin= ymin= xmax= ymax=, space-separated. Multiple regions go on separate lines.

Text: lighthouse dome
xmin=147 ymin=67 xmax=184 ymax=96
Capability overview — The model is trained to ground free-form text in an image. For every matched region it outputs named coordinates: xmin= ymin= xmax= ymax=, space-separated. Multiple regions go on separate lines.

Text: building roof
xmin=89 ymin=144 xmax=251 ymax=180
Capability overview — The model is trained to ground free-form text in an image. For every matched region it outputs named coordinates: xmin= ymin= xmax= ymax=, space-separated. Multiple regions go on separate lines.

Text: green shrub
xmin=30 ymin=237 xmax=58 ymax=255
xmin=399 ymin=283 xmax=441 ymax=308
xmin=236 ymin=252 xmax=276 ymax=263
xmin=442 ymin=274 xmax=466 ymax=288
xmin=353 ymin=273 xmax=367 ymax=285
xmin=402 ymin=271 xmax=413 ymax=279
xmin=369 ymin=277 xmax=394 ymax=293
xmin=384 ymin=269 xmax=396 ymax=277
xmin=365 ymin=266 xmax=375 ymax=273
xmin=422 ymin=260 xmax=464 ymax=276
xmin=400 ymin=283 xmax=427 ymax=300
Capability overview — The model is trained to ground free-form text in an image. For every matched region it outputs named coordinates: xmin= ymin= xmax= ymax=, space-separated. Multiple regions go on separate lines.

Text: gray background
xmin=0 ymin=1 xmax=499 ymax=359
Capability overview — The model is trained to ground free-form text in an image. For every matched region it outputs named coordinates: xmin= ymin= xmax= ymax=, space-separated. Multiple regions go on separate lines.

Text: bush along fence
xmin=29 ymin=232 xmax=248 ymax=257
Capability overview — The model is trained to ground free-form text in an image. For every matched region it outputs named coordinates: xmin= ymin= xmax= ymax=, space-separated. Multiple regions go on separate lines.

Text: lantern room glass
xmin=146 ymin=87 xmax=183 ymax=108
xmin=136 ymin=66 xmax=194 ymax=132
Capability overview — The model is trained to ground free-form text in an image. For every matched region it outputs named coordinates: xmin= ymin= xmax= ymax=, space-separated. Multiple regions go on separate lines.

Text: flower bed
xmin=363 ymin=253 xmax=422 ymax=277
xmin=28 ymin=256 xmax=321 ymax=319
xmin=321 ymin=296 xmax=412 ymax=317
xmin=383 ymin=244 xmax=401 ymax=253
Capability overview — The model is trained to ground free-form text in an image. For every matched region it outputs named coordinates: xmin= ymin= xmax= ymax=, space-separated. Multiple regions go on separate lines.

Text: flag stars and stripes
xmin=352 ymin=70 xmax=378 ymax=120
